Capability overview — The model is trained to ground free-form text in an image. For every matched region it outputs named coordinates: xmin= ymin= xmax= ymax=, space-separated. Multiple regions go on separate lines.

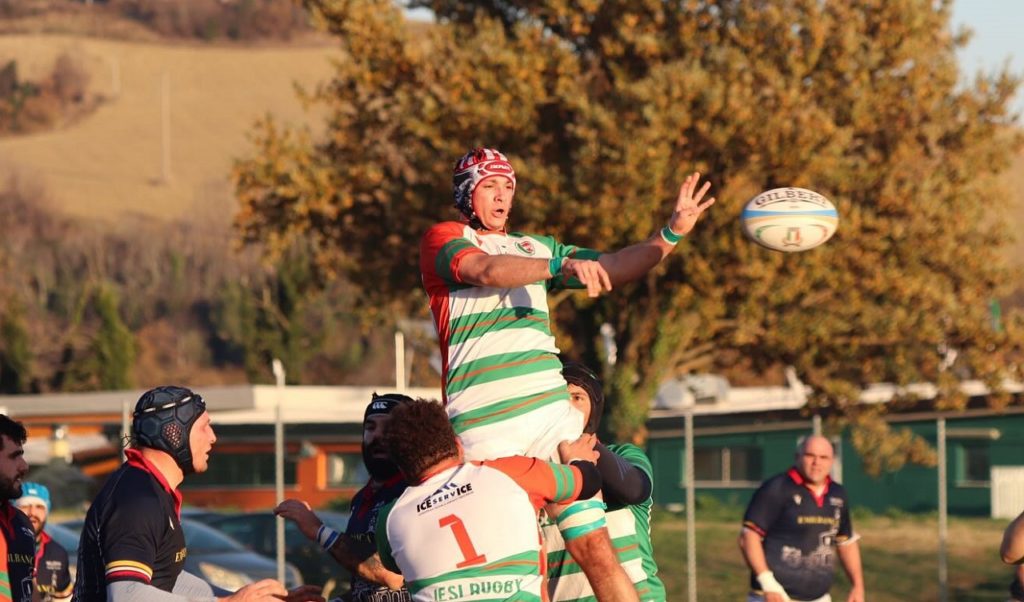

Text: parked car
xmin=196 ymin=511 xmax=353 ymax=596
xmin=58 ymin=518 xmax=303 ymax=591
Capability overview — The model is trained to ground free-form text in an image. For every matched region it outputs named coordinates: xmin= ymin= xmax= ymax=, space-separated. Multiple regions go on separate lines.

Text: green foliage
xmin=234 ymin=0 xmax=1023 ymax=466
xmin=0 ymin=300 xmax=33 ymax=393
xmin=93 ymin=284 xmax=136 ymax=390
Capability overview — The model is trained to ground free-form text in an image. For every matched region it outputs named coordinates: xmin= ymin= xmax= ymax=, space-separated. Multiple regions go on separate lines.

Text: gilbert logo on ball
xmin=740 ymin=187 xmax=838 ymax=252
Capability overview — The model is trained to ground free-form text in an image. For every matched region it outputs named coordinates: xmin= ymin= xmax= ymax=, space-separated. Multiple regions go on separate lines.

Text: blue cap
xmin=15 ymin=482 xmax=50 ymax=512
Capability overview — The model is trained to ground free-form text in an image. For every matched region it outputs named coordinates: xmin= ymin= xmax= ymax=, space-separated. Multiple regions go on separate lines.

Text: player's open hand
xmin=561 ymin=258 xmax=612 ymax=298
xmin=276 ymin=585 xmax=324 ymax=602
xmin=558 ymin=433 xmax=599 ymax=464
xmin=666 ymin=172 xmax=715 ymax=236
xmin=274 ymin=499 xmax=321 ymax=542
xmin=221 ymin=579 xmax=288 ymax=602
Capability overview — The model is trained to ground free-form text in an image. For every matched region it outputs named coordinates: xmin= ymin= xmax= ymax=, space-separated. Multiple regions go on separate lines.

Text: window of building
xmin=326 ymin=452 xmax=369 ymax=487
xmin=692 ymin=446 xmax=762 ymax=485
xmin=184 ymin=452 xmax=297 ymax=488
xmin=957 ymin=442 xmax=990 ymax=485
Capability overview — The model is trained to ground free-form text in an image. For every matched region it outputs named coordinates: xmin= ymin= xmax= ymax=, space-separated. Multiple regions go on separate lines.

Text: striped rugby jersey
xmin=541 ymin=444 xmax=666 ymax=602
xmin=377 ymin=456 xmax=584 ymax=602
xmin=419 ymin=221 xmax=600 ymax=436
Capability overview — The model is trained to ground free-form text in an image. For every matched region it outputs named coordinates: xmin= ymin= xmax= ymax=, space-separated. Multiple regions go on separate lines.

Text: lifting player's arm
xmin=274 ymin=500 xmax=404 ymax=590
xmin=592 ymin=443 xmax=652 ymax=507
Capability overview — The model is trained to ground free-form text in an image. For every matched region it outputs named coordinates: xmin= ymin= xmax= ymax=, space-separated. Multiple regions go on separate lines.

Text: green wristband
xmin=660 ymin=225 xmax=684 ymax=245
xmin=549 ymin=256 xmax=565 ymax=277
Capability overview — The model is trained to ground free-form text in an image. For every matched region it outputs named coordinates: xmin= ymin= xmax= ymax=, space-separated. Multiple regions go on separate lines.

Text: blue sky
xmin=952 ymin=0 xmax=1023 ymax=114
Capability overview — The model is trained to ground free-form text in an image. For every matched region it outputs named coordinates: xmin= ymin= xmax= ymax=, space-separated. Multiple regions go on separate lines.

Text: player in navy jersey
xmin=275 ymin=393 xmax=411 ymax=602
xmin=14 ymin=483 xmax=71 ymax=602
xmin=739 ymin=436 xmax=865 ymax=602
xmin=73 ymin=386 xmax=322 ymax=602
xmin=0 ymin=415 xmax=34 ymax=602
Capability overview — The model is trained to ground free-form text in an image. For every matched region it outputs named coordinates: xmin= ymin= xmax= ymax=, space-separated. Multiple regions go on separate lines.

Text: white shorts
xmin=458 ymin=399 xmax=585 ymax=462
xmin=747 ymin=593 xmax=831 ymax=602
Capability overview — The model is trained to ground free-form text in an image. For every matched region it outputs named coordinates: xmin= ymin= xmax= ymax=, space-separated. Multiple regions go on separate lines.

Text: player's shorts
xmin=747 ymin=593 xmax=831 ymax=602
xmin=458 ymin=399 xmax=585 ymax=462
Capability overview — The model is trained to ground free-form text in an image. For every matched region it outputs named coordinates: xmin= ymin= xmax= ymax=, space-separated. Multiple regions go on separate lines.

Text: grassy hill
xmin=0 ymin=34 xmax=335 ymax=223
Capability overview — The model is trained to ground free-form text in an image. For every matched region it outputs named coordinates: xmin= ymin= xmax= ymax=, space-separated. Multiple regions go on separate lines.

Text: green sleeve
xmin=544 ymin=235 xmax=602 ymax=291
xmin=374 ymin=499 xmax=401 ymax=575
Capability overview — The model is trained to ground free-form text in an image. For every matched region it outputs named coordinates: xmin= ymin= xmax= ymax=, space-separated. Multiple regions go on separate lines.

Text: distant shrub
xmin=108 ymin=0 xmax=311 ymax=41
xmin=51 ymin=52 xmax=90 ymax=104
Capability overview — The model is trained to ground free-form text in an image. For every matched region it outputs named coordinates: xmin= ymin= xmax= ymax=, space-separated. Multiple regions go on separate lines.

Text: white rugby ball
xmin=740 ymin=187 xmax=838 ymax=252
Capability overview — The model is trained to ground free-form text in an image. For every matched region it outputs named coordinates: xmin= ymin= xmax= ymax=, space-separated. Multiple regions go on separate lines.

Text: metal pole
xmin=937 ymin=417 xmax=948 ymax=602
xmin=160 ymin=72 xmax=171 ymax=183
xmin=685 ymin=410 xmax=697 ymax=602
xmin=121 ymin=400 xmax=130 ymax=462
xmin=272 ymin=359 xmax=286 ymax=584
xmin=812 ymin=414 xmax=822 ymax=436
xmin=395 ymin=331 xmax=406 ymax=392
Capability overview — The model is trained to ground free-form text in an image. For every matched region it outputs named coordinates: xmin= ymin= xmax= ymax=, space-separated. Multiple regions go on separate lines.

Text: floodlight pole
xmin=937 ymin=417 xmax=948 ymax=602
xmin=685 ymin=409 xmax=696 ymax=602
xmin=272 ymin=358 xmax=286 ymax=584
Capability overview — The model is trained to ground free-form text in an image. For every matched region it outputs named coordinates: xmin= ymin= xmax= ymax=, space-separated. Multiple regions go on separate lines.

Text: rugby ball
xmin=740 ymin=187 xmax=838 ymax=252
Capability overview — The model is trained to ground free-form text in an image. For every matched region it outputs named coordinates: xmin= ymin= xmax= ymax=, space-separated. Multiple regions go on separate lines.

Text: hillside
xmin=0 ymin=34 xmax=335 ymax=222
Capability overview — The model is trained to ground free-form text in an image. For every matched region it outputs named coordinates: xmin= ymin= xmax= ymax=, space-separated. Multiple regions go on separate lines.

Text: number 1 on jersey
xmin=439 ymin=514 xmax=486 ymax=568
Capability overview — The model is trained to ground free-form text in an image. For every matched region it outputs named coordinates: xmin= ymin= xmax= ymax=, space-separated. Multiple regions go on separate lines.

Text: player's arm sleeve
xmin=420 ymin=223 xmax=485 ymax=286
xmin=544 ymin=237 xmax=602 ymax=291
xmin=742 ymin=480 xmax=782 ymax=537
xmin=108 ymin=580 xmax=211 ymax=602
xmin=595 ymin=443 xmax=653 ymax=508
xmin=485 ymin=456 xmax=601 ymax=506
xmin=374 ymin=500 xmax=401 ymax=575
xmin=836 ymin=489 xmax=860 ymax=545
xmin=0 ymin=530 xmax=12 ymax=602
xmin=173 ymin=570 xmax=230 ymax=598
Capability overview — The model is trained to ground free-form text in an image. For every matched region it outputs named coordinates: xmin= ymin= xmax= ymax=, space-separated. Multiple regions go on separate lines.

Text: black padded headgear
xmin=132 ymin=386 xmax=207 ymax=475
xmin=365 ymin=392 xmax=414 ymax=421
xmin=562 ymin=362 xmax=604 ymax=435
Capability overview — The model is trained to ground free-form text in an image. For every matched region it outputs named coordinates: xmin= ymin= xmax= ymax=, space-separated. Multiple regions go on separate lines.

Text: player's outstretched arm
xmin=596 ymin=172 xmax=716 ymax=287
xmin=1003 ymin=509 xmax=1024 ymax=564
xmin=273 ymin=500 xmax=403 ymax=590
xmin=457 ymin=254 xmax=557 ymax=289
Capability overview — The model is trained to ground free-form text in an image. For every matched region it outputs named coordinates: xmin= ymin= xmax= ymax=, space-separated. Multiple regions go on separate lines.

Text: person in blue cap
xmin=14 ymin=483 xmax=71 ymax=602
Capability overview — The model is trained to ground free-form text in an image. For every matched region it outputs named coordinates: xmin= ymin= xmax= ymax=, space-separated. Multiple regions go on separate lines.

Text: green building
xmin=644 ymin=379 xmax=1024 ymax=517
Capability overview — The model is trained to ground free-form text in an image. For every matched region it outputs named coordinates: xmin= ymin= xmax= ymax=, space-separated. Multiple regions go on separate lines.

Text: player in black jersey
xmin=0 ymin=415 xmax=34 ymax=602
xmin=739 ymin=435 xmax=865 ymax=602
xmin=73 ymin=386 xmax=322 ymax=602
xmin=275 ymin=393 xmax=411 ymax=602
xmin=15 ymin=482 xmax=71 ymax=602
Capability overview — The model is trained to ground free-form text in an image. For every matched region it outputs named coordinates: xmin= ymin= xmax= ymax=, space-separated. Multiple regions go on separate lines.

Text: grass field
xmin=652 ymin=509 xmax=1016 ymax=601
xmin=0 ymin=34 xmax=335 ymax=222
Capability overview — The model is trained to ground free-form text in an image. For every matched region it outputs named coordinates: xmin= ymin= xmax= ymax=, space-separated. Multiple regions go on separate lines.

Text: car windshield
xmin=181 ymin=519 xmax=248 ymax=553
xmin=45 ymin=524 xmax=80 ymax=554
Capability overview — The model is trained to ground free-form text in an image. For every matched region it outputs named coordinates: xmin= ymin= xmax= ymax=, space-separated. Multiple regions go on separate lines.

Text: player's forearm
xmin=458 ymin=255 xmax=553 ymax=288
xmin=598 ymin=235 xmax=674 ymax=286
xmin=837 ymin=541 xmax=865 ymax=588
xmin=738 ymin=529 xmax=770 ymax=575
xmin=353 ymin=554 xmax=404 ymax=590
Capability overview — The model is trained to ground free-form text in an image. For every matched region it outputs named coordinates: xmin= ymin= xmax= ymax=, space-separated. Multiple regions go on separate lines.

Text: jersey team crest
xmin=515 ymin=239 xmax=536 ymax=255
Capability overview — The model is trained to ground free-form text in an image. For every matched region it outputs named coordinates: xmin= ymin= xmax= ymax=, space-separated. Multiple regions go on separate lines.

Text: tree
xmin=233 ymin=0 xmax=1023 ymax=470
xmin=0 ymin=300 xmax=33 ymax=393
xmin=92 ymin=283 xmax=136 ymax=391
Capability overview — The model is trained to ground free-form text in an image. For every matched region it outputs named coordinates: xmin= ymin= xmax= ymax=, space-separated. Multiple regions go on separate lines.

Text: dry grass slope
xmin=0 ymin=34 xmax=335 ymax=222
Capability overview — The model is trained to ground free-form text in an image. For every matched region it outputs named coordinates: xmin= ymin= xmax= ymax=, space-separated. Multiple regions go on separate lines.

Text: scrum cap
xmin=452 ymin=148 xmax=516 ymax=225
xmin=132 ymin=386 xmax=207 ymax=474
xmin=365 ymin=392 xmax=414 ymax=421
xmin=561 ymin=362 xmax=605 ymax=435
